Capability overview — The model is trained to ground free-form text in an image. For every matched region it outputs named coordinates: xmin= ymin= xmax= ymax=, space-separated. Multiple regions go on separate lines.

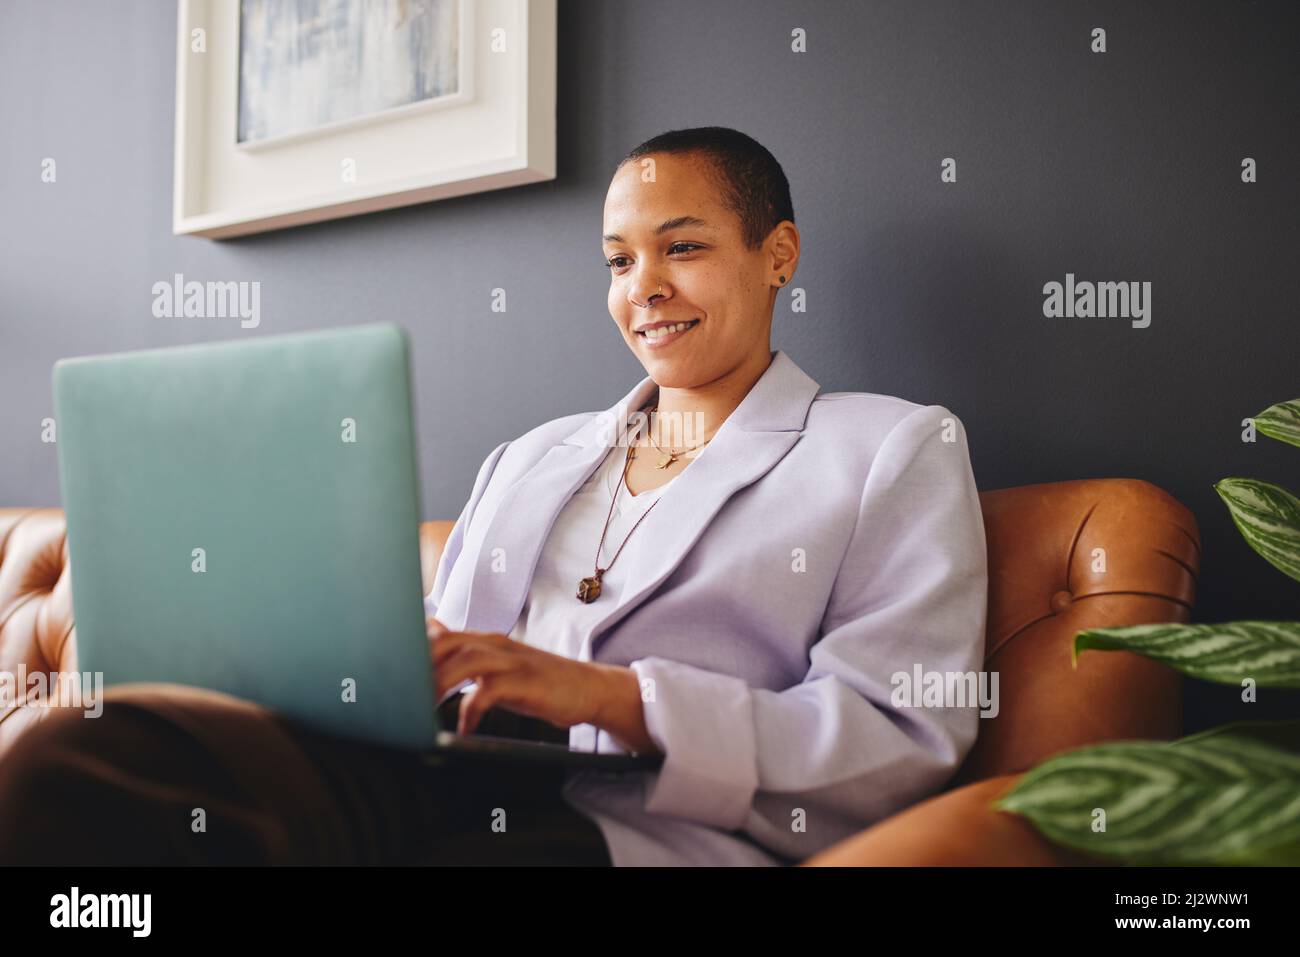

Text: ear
xmin=767 ymin=220 xmax=800 ymax=285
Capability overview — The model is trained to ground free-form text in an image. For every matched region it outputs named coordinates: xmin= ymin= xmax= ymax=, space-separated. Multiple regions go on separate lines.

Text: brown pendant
xmin=656 ymin=452 xmax=676 ymax=469
xmin=577 ymin=575 xmax=603 ymax=603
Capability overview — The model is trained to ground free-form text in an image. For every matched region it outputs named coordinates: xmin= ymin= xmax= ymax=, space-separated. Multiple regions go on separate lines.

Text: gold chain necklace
xmin=644 ymin=404 xmax=714 ymax=469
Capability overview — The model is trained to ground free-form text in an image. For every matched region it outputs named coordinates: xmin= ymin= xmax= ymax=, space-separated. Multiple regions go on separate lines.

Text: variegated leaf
xmin=1254 ymin=399 xmax=1300 ymax=450
xmin=1073 ymin=620 xmax=1300 ymax=687
xmin=1214 ymin=477 xmax=1300 ymax=584
xmin=994 ymin=733 xmax=1300 ymax=865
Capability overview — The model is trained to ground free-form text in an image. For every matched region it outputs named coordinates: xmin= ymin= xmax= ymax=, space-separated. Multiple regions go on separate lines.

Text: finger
xmin=435 ymin=647 xmax=517 ymax=702
xmin=458 ymin=675 xmax=528 ymax=737
xmin=430 ymin=630 xmax=511 ymax=670
xmin=429 ymin=631 xmax=477 ymax=667
xmin=459 ymin=669 xmax=561 ymax=735
xmin=458 ymin=681 xmax=496 ymax=736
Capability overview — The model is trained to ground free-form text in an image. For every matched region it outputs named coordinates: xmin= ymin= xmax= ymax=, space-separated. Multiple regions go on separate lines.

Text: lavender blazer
xmin=424 ymin=350 xmax=988 ymax=865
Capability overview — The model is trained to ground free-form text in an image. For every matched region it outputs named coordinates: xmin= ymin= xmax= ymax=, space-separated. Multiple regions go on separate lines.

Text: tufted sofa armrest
xmin=953 ymin=477 xmax=1199 ymax=786
xmin=0 ymin=509 xmax=80 ymax=756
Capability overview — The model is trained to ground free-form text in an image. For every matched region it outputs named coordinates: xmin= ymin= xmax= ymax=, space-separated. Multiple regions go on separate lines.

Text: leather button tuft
xmin=1049 ymin=590 xmax=1073 ymax=613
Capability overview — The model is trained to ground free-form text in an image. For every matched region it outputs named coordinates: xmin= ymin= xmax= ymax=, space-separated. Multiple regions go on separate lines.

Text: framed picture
xmin=173 ymin=0 xmax=556 ymax=238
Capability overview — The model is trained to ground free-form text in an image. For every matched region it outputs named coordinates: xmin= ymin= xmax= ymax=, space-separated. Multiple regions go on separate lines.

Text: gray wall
xmin=2 ymin=1 xmax=1297 ymax=730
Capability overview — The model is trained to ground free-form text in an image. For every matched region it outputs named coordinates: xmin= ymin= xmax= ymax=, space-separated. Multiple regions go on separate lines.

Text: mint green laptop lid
xmin=52 ymin=322 xmax=439 ymax=750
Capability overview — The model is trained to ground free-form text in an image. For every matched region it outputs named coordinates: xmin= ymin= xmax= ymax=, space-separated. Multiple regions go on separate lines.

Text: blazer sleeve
xmin=626 ymin=404 xmax=989 ymax=842
xmin=424 ymin=439 xmax=511 ymax=621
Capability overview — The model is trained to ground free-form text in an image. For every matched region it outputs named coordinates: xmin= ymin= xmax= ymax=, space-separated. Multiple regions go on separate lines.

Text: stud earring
xmin=778 ymin=275 xmax=786 ymax=284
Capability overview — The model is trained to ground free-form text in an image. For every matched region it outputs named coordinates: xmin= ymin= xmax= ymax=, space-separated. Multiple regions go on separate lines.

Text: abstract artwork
xmin=237 ymin=0 xmax=461 ymax=145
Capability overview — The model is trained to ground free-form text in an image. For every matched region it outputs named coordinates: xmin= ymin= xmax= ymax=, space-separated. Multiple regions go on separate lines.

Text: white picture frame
xmin=173 ymin=0 xmax=556 ymax=239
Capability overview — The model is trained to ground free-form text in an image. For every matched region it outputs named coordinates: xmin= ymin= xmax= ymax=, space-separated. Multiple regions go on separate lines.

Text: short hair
xmin=618 ymin=127 xmax=794 ymax=250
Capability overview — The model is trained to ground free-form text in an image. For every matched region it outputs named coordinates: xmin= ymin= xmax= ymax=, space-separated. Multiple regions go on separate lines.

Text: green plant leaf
xmin=1214 ymin=477 xmax=1300 ymax=584
xmin=1254 ymin=399 xmax=1300 ymax=450
xmin=1073 ymin=620 xmax=1300 ymax=687
xmin=993 ymin=733 xmax=1300 ymax=865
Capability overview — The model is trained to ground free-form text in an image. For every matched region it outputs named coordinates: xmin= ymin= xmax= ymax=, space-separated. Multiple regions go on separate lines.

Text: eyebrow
xmin=602 ymin=215 xmax=711 ymax=244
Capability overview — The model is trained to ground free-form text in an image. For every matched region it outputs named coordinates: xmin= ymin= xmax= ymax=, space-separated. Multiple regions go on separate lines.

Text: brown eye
xmin=605 ymin=255 xmax=631 ymax=270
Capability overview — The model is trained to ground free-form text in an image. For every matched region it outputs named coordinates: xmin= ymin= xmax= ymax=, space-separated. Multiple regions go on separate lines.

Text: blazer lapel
xmin=462 ymin=375 xmax=658 ymax=633
xmin=463 ymin=351 xmax=821 ymax=643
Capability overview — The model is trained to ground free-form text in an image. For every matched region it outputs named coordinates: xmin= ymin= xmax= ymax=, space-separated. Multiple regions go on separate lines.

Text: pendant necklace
xmin=575 ymin=404 xmax=713 ymax=603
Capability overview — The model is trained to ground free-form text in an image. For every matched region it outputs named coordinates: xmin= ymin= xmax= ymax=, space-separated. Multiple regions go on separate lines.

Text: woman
xmin=424 ymin=126 xmax=988 ymax=866
xmin=0 ymin=127 xmax=986 ymax=867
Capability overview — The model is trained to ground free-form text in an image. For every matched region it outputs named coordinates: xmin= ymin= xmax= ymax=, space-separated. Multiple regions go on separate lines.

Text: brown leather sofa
xmin=0 ymin=477 xmax=1199 ymax=865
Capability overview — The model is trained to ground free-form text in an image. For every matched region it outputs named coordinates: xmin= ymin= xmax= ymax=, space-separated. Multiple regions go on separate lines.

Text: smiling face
xmin=602 ymin=151 xmax=793 ymax=389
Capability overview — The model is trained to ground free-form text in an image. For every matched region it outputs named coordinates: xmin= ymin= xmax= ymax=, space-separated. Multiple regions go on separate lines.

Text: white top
xmin=508 ymin=414 xmax=675 ymax=655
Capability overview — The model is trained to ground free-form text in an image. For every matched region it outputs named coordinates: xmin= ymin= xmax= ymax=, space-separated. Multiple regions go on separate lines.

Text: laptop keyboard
xmin=438 ymin=692 xmax=571 ymax=746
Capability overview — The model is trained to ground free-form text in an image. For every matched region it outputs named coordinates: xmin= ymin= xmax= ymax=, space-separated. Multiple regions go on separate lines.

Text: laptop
xmin=52 ymin=322 xmax=662 ymax=773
